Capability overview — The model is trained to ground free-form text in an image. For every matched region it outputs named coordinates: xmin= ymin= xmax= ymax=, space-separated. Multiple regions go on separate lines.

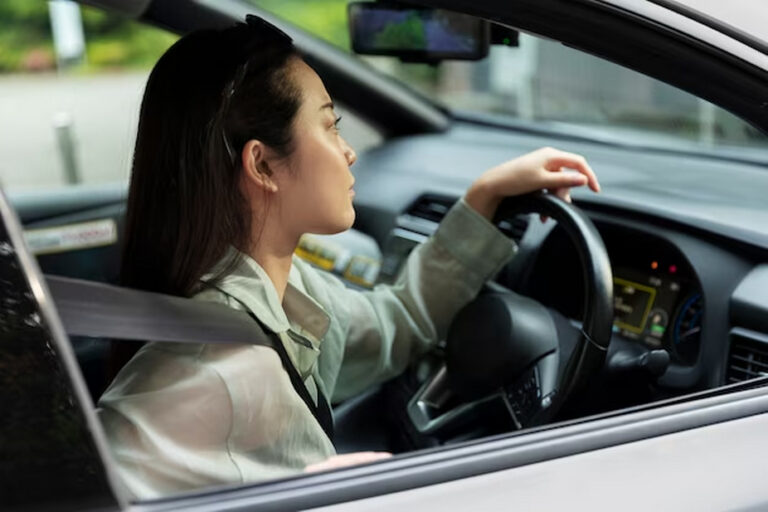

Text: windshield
xmin=249 ymin=0 xmax=768 ymax=155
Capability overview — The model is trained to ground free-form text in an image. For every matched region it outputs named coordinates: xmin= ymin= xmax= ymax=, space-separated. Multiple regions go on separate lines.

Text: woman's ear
xmin=241 ymin=139 xmax=278 ymax=193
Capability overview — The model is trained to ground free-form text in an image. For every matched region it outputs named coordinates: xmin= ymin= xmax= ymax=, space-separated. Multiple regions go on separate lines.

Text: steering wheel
xmin=407 ymin=192 xmax=613 ymax=434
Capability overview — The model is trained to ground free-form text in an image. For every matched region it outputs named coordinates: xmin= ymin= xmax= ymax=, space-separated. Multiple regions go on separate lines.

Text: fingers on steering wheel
xmin=554 ymin=187 xmax=572 ymax=203
xmin=539 ymin=186 xmax=573 ymax=223
xmin=544 ymin=152 xmax=601 ymax=193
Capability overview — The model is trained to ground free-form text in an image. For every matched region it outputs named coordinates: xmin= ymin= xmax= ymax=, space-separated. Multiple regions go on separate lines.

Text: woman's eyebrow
xmin=319 ymin=101 xmax=334 ymax=111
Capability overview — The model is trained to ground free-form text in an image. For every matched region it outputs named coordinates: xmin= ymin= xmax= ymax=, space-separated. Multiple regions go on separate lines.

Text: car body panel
xmin=311 ymin=410 xmax=768 ymax=512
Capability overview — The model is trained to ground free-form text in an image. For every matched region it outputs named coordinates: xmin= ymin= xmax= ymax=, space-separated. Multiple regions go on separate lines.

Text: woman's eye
xmin=332 ymin=115 xmax=342 ymax=132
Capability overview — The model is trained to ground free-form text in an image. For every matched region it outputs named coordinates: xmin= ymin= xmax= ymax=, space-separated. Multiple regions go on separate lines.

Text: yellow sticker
xmin=343 ymin=255 xmax=381 ymax=288
xmin=295 ymin=235 xmax=337 ymax=270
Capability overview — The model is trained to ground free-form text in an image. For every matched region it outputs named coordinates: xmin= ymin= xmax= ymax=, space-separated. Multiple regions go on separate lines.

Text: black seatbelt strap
xmin=245 ymin=313 xmax=334 ymax=440
xmin=47 ymin=275 xmax=334 ymax=440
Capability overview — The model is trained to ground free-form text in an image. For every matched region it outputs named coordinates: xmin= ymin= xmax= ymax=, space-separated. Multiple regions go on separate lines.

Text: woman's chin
xmin=311 ymin=209 xmax=356 ymax=235
xmin=345 ymin=207 xmax=356 ymax=228
xmin=337 ymin=206 xmax=356 ymax=231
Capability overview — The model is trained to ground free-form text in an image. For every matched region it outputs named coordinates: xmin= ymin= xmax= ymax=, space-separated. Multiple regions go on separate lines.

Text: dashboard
xmin=525 ymin=221 xmax=704 ymax=367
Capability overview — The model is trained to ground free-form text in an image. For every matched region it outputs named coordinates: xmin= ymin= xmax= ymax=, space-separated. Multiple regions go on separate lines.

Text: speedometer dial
xmin=671 ymin=293 xmax=703 ymax=364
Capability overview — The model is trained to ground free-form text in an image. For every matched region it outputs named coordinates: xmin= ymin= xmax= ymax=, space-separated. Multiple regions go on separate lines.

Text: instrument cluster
xmin=526 ymin=222 xmax=704 ymax=366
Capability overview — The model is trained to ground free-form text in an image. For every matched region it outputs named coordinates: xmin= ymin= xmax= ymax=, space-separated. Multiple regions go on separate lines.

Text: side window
xmin=0 ymin=2 xmax=177 ymax=192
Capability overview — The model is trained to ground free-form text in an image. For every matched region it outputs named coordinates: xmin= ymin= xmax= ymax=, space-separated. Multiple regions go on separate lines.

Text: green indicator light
xmin=503 ymin=37 xmax=510 ymax=45
xmin=651 ymin=325 xmax=666 ymax=334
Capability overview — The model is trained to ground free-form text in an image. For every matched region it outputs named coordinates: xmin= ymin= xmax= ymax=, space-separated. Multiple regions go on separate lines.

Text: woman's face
xmin=269 ymin=58 xmax=357 ymax=238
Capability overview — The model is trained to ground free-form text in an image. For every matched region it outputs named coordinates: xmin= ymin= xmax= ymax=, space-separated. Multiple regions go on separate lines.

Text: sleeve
xmin=97 ymin=343 xmax=335 ymax=499
xmin=326 ymin=197 xmax=518 ymax=402
xmin=97 ymin=345 xmax=240 ymax=499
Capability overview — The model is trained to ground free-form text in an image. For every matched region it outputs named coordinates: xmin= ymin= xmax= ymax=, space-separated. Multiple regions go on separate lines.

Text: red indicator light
xmin=669 ymin=265 xmax=677 ymax=274
xmin=651 ymin=261 xmax=659 ymax=270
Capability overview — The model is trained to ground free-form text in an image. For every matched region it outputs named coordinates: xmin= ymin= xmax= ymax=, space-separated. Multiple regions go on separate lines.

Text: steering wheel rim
xmin=445 ymin=192 xmax=613 ymax=427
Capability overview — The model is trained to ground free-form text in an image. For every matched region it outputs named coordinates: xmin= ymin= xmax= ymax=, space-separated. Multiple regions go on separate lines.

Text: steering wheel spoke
xmin=407 ymin=365 xmax=505 ymax=437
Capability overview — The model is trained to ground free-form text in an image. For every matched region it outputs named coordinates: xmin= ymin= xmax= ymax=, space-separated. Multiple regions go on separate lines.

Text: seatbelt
xmin=47 ymin=275 xmax=334 ymax=440
xmin=246 ymin=313 xmax=334 ymax=440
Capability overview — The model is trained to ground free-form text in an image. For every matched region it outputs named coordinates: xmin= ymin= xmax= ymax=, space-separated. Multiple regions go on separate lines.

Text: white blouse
xmin=97 ymin=198 xmax=517 ymax=499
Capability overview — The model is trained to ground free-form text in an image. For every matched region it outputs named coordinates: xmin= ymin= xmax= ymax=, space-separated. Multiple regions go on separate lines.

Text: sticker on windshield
xmin=24 ymin=219 xmax=117 ymax=255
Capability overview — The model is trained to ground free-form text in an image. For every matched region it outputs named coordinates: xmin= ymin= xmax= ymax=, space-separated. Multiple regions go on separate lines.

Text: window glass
xmin=249 ymin=0 xmax=768 ymax=154
xmin=0 ymin=1 xmax=177 ymax=192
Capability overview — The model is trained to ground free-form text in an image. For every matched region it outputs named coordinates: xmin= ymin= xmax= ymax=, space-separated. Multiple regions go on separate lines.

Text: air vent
xmin=406 ymin=195 xmax=529 ymax=243
xmin=726 ymin=328 xmax=768 ymax=383
xmin=406 ymin=195 xmax=455 ymax=223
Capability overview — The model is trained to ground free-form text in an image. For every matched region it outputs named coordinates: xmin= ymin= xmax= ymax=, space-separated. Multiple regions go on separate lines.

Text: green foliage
xmin=0 ymin=2 xmax=177 ymax=73
xmin=83 ymin=19 xmax=177 ymax=70
xmin=0 ymin=0 xmax=50 ymax=26
xmin=247 ymin=0 xmax=351 ymax=50
xmin=0 ymin=0 xmax=52 ymax=71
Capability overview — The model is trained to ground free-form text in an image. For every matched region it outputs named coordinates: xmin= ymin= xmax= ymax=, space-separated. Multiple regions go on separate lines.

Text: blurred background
xmin=1 ymin=0 xmax=765 ymax=192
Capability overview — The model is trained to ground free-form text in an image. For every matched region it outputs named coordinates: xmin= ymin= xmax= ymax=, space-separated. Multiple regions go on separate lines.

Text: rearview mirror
xmin=347 ymin=1 xmax=490 ymax=62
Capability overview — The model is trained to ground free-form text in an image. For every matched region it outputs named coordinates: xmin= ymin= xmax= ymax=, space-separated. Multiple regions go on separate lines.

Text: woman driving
xmin=97 ymin=16 xmax=600 ymax=499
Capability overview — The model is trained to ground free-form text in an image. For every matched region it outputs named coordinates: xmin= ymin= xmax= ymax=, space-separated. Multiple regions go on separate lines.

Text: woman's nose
xmin=342 ymin=137 xmax=357 ymax=167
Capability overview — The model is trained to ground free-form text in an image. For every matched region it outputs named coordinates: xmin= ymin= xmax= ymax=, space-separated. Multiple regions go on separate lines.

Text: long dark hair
xmin=111 ymin=19 xmax=301 ymax=377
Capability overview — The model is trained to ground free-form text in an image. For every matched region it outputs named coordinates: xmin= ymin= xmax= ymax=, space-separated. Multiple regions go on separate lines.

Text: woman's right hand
xmin=464 ymin=147 xmax=601 ymax=221
xmin=304 ymin=451 xmax=392 ymax=473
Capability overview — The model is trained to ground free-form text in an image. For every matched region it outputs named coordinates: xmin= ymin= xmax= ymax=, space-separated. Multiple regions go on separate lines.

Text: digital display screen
xmin=612 ymin=268 xmax=685 ymax=347
xmin=349 ymin=4 xmax=484 ymax=56
xmin=613 ymin=278 xmax=656 ymax=334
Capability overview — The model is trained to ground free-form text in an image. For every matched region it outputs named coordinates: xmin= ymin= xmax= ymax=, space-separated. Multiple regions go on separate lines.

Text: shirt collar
xmin=203 ymin=248 xmax=330 ymax=343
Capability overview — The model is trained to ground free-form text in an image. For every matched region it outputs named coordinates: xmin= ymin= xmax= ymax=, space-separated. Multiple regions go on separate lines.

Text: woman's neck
xmin=247 ymin=220 xmax=300 ymax=304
